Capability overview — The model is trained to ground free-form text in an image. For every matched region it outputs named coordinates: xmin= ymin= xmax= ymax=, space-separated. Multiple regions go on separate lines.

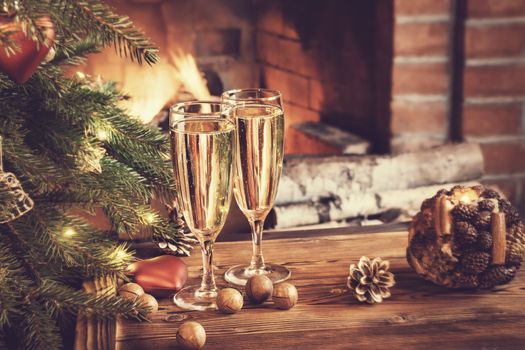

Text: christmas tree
xmin=0 ymin=1 xmax=193 ymax=348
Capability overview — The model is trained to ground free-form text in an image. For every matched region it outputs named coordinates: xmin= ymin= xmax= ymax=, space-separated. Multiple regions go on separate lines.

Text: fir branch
xmin=38 ymin=279 xmax=148 ymax=320
xmin=17 ymin=303 xmax=62 ymax=350
xmin=54 ymin=0 xmax=159 ymax=65
xmin=49 ymin=38 xmax=100 ymax=66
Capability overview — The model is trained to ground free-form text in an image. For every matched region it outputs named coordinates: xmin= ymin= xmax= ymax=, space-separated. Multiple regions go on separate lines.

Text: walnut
xmin=272 ymin=283 xmax=298 ymax=310
xmin=217 ymin=288 xmax=243 ymax=314
xmin=245 ymin=275 xmax=273 ymax=304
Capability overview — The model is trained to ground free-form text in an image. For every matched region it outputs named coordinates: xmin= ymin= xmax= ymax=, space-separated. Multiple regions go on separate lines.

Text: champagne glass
xmin=170 ymin=101 xmax=235 ymax=310
xmin=222 ymin=89 xmax=290 ymax=286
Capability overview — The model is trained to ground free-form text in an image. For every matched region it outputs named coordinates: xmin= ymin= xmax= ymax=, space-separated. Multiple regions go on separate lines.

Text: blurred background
xmin=77 ymin=0 xmax=525 ymax=235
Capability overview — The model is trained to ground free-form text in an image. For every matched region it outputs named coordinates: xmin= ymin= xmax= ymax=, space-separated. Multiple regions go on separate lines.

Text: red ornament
xmin=127 ymin=255 xmax=188 ymax=297
xmin=0 ymin=16 xmax=56 ymax=84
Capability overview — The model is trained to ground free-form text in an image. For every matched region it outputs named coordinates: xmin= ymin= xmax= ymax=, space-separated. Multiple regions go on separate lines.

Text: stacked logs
xmin=269 ymin=143 xmax=484 ymax=229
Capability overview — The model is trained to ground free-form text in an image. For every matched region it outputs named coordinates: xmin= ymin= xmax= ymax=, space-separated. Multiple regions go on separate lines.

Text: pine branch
xmin=38 ymin=279 xmax=148 ymax=320
xmin=49 ymin=38 xmax=100 ymax=66
xmin=18 ymin=303 xmax=62 ymax=350
xmin=54 ymin=0 xmax=159 ymax=65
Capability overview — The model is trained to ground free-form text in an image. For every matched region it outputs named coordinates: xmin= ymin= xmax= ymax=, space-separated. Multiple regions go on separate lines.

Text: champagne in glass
xmin=222 ymin=89 xmax=290 ymax=286
xmin=170 ymin=102 xmax=235 ymax=311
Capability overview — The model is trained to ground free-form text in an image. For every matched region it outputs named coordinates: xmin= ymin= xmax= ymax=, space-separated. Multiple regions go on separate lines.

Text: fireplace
xmin=79 ymin=0 xmax=525 ymax=223
xmin=79 ymin=0 xmax=392 ymax=155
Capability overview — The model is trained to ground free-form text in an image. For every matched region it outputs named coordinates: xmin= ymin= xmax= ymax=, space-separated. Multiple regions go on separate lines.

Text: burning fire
xmin=119 ymin=51 xmax=211 ymax=123
xmin=170 ymin=51 xmax=212 ymax=101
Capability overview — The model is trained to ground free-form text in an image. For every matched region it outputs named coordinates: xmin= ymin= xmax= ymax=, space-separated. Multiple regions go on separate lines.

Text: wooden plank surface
xmin=117 ymin=229 xmax=525 ymax=350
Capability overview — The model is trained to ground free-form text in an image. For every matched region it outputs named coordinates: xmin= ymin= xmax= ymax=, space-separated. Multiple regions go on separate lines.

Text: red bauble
xmin=128 ymin=255 xmax=188 ymax=297
xmin=0 ymin=16 xmax=56 ymax=84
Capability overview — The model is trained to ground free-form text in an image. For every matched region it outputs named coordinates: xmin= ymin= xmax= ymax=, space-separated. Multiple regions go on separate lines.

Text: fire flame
xmin=119 ymin=52 xmax=211 ymax=123
xmin=170 ymin=51 xmax=212 ymax=101
xmin=119 ymin=61 xmax=180 ymax=123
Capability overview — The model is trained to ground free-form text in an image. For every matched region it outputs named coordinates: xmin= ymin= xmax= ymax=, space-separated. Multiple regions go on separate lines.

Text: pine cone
xmin=461 ymin=251 xmax=490 ymax=274
xmin=506 ymin=242 xmax=525 ymax=267
xmin=154 ymin=207 xmax=198 ymax=256
xmin=508 ymin=224 xmax=525 ymax=246
xmin=452 ymin=203 xmax=478 ymax=221
xmin=505 ymin=207 xmax=521 ymax=227
xmin=482 ymin=189 xmax=501 ymax=199
xmin=471 ymin=211 xmax=491 ymax=230
xmin=477 ymin=231 xmax=493 ymax=251
xmin=454 ymin=221 xmax=478 ymax=246
xmin=478 ymin=199 xmax=495 ymax=212
xmin=453 ymin=274 xmax=479 ymax=289
xmin=498 ymin=199 xmax=512 ymax=212
xmin=479 ymin=266 xmax=517 ymax=289
xmin=347 ymin=256 xmax=395 ymax=304
xmin=420 ymin=198 xmax=435 ymax=211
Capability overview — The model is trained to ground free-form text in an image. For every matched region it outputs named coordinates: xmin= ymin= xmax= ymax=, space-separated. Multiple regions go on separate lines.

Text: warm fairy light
xmin=115 ymin=249 xmax=128 ymax=261
xmin=143 ymin=212 xmax=156 ymax=224
xmin=96 ymin=129 xmax=109 ymax=141
xmin=63 ymin=228 xmax=76 ymax=237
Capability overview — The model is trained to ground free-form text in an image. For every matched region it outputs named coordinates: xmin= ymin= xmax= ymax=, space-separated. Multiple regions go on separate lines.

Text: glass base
xmin=173 ymin=284 xmax=223 ymax=311
xmin=224 ymin=264 xmax=291 ymax=286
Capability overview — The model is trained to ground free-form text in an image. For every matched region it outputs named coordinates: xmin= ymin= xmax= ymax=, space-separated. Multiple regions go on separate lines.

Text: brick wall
xmin=255 ymin=0 xmax=388 ymax=154
xmin=464 ymin=0 xmax=525 ymax=207
xmin=391 ymin=0 xmax=525 ymax=209
xmin=391 ymin=0 xmax=451 ymax=153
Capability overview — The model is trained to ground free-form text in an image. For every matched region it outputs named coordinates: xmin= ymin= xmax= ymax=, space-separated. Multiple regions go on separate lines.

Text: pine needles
xmin=0 ymin=1 xmax=187 ymax=348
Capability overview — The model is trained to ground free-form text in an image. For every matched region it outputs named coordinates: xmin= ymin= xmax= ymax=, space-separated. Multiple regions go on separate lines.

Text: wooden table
xmin=116 ymin=225 xmax=525 ymax=350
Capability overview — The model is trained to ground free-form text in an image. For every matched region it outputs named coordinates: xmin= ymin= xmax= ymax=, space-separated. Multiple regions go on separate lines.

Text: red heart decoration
xmin=0 ymin=16 xmax=55 ymax=84
xmin=127 ymin=255 xmax=188 ymax=297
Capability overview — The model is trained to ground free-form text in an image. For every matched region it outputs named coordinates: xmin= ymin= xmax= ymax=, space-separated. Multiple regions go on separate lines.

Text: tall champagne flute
xmin=222 ymin=89 xmax=290 ymax=285
xmin=170 ymin=101 xmax=235 ymax=310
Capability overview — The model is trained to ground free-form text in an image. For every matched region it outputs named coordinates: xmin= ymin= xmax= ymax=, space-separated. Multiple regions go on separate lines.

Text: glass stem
xmin=249 ymin=219 xmax=266 ymax=271
xmin=199 ymin=240 xmax=216 ymax=292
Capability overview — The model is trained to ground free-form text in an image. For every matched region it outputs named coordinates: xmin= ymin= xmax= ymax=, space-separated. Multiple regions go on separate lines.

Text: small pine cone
xmin=452 ymin=203 xmax=478 ymax=221
xmin=479 ymin=266 xmax=517 ymax=289
xmin=472 ymin=211 xmax=492 ymax=230
xmin=461 ymin=251 xmax=490 ymax=274
xmin=506 ymin=242 xmax=524 ymax=267
xmin=505 ymin=206 xmax=521 ymax=227
xmin=498 ymin=199 xmax=512 ymax=212
xmin=482 ymin=189 xmax=501 ymax=199
xmin=508 ymin=224 xmax=525 ymax=246
xmin=454 ymin=221 xmax=478 ymax=246
xmin=454 ymin=274 xmax=479 ymax=289
xmin=477 ymin=231 xmax=493 ymax=251
xmin=478 ymin=199 xmax=495 ymax=212
xmin=420 ymin=197 xmax=435 ymax=211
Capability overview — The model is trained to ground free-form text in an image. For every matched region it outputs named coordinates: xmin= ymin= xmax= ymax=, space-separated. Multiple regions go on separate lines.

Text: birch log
xmin=275 ymin=143 xmax=484 ymax=205
xmin=269 ymin=182 xmax=481 ymax=229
